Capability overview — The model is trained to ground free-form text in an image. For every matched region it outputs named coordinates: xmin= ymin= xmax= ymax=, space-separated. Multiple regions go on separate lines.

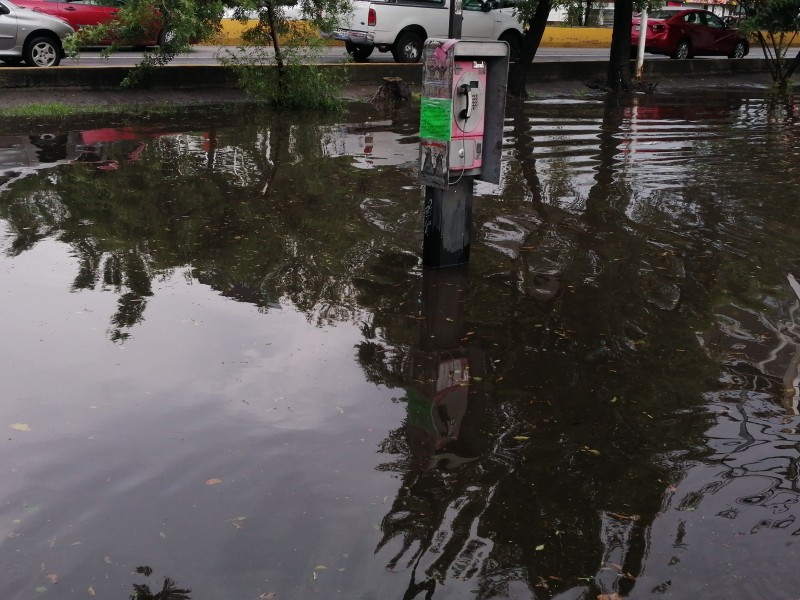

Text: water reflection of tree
xmin=351 ymin=98 xmax=736 ymax=599
xmin=0 ymin=114 xmax=420 ymax=341
xmin=130 ymin=566 xmax=191 ymax=600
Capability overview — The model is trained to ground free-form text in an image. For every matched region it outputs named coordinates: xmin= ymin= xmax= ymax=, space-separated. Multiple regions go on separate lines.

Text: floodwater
xmin=0 ymin=89 xmax=799 ymax=600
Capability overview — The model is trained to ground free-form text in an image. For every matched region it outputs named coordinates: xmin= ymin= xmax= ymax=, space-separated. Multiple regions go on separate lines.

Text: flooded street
xmin=1 ymin=89 xmax=799 ymax=599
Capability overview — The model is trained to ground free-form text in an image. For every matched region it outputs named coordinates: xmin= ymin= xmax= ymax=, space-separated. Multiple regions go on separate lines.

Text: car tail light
xmin=368 ymin=7 xmax=376 ymax=26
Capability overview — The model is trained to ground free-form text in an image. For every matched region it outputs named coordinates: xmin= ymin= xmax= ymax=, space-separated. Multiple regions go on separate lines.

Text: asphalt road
xmin=57 ymin=45 xmax=759 ymax=67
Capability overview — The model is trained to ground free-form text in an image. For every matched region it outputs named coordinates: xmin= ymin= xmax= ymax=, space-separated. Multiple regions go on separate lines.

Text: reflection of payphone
xmin=418 ymin=40 xmax=508 ymax=190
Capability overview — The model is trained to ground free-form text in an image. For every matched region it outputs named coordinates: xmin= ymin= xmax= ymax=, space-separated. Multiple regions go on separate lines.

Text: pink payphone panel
xmin=449 ymin=60 xmax=487 ymax=172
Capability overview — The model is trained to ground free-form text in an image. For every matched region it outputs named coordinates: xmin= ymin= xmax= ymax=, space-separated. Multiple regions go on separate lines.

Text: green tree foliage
xmin=64 ymin=0 xmax=353 ymax=109
xmin=218 ymin=0 xmax=351 ymax=110
xmin=739 ymin=0 xmax=800 ymax=88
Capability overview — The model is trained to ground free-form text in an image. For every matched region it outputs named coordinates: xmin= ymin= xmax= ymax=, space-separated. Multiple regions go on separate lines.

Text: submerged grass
xmin=0 ymin=102 xmax=183 ymax=118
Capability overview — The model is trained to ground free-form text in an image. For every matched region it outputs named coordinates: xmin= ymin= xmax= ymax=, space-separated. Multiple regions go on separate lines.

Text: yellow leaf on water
xmin=87 ymin=586 xmax=96 ymax=596
xmin=9 ymin=423 xmax=31 ymax=432
xmin=205 ymin=478 xmax=223 ymax=486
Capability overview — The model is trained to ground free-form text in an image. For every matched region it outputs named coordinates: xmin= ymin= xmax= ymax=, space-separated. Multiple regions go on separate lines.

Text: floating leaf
xmin=35 ymin=586 xmax=47 ymax=593
xmin=258 ymin=593 xmax=277 ymax=600
xmin=205 ymin=478 xmax=223 ymax=486
xmin=87 ymin=586 xmax=96 ymax=596
xmin=9 ymin=423 xmax=31 ymax=432
xmin=45 ymin=573 xmax=59 ymax=584
xmin=535 ymin=544 xmax=545 ymax=551
xmin=513 ymin=436 xmax=530 ymax=441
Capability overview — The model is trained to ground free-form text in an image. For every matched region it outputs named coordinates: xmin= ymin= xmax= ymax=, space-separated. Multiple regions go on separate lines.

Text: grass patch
xmin=0 ymin=102 xmax=183 ymax=118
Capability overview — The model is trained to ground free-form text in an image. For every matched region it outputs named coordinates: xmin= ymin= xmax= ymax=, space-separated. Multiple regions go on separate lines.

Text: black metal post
xmin=448 ymin=0 xmax=463 ymax=38
xmin=422 ymin=177 xmax=472 ymax=268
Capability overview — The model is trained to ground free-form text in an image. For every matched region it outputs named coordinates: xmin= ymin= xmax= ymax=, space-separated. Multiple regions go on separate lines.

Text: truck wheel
xmin=23 ymin=36 xmax=61 ymax=67
xmin=346 ymin=41 xmax=374 ymax=62
xmin=392 ymin=31 xmax=423 ymax=63
xmin=498 ymin=31 xmax=521 ymax=62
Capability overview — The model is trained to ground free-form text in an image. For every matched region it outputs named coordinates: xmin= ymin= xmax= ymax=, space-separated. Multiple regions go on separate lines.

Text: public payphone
xmin=450 ymin=60 xmax=487 ymax=172
xmin=419 ymin=40 xmax=509 ymax=190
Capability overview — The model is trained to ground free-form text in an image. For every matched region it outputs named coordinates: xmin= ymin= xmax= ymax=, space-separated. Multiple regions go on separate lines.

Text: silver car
xmin=0 ymin=0 xmax=74 ymax=67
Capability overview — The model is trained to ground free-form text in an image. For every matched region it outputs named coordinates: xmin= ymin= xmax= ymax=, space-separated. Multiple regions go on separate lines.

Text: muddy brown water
xmin=1 ymin=90 xmax=799 ymax=599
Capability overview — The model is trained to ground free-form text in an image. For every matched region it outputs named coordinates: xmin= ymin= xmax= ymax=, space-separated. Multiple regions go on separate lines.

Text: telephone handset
xmin=458 ymin=83 xmax=474 ymax=120
xmin=452 ymin=68 xmax=484 ymax=135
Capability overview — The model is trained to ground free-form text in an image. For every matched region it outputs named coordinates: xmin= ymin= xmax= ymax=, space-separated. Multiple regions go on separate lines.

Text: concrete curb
xmin=0 ymin=59 xmax=774 ymax=90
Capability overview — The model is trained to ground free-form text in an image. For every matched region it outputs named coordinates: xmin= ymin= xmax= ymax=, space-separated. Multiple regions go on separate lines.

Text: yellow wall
xmin=540 ymin=26 xmax=613 ymax=48
xmin=206 ymin=20 xmax=616 ymax=46
xmin=207 ymin=20 xmax=798 ymax=48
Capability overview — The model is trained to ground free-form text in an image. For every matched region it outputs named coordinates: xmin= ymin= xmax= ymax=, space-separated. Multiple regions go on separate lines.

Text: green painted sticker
xmin=420 ymin=97 xmax=452 ymax=141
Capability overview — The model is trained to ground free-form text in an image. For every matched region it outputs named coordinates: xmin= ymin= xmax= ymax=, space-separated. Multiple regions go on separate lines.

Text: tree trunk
xmin=265 ymin=2 xmax=288 ymax=91
xmin=606 ymin=0 xmax=633 ymax=91
xmin=507 ymin=0 xmax=553 ymax=98
xmin=785 ymin=46 xmax=800 ymax=79
xmin=584 ymin=0 xmax=594 ymax=26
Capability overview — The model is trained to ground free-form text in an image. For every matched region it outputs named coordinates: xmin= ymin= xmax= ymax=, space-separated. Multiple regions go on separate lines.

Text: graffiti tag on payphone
xmin=423 ymin=41 xmax=455 ymax=100
xmin=420 ymin=140 xmax=448 ymax=188
xmin=419 ymin=39 xmax=456 ymax=189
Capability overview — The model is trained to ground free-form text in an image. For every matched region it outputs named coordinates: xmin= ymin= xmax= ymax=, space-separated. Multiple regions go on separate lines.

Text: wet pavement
xmin=0 ymin=89 xmax=799 ymax=599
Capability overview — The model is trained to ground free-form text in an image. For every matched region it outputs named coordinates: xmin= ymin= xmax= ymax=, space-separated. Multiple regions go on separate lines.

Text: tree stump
xmin=371 ymin=77 xmax=411 ymax=103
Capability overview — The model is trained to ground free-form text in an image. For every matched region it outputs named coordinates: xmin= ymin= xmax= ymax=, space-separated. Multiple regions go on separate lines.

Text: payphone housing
xmin=451 ymin=60 xmax=487 ymax=172
xmin=419 ymin=40 xmax=509 ymax=190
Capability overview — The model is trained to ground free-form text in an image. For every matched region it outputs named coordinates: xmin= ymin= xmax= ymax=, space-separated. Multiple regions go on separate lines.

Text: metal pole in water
xmin=419 ymin=39 xmax=508 ymax=269
xmin=422 ymin=0 xmax=469 ymax=270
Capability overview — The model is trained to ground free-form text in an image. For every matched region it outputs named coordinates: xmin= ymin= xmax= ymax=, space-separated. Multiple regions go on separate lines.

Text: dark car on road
xmin=631 ymin=8 xmax=750 ymax=59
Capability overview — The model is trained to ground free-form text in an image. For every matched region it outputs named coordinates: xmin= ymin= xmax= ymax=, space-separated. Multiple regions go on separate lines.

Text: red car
xmin=11 ymin=0 xmax=167 ymax=47
xmin=631 ymin=8 xmax=749 ymax=59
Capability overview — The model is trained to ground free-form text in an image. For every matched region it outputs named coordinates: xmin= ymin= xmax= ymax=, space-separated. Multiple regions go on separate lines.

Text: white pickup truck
xmin=326 ymin=0 xmax=524 ymax=63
